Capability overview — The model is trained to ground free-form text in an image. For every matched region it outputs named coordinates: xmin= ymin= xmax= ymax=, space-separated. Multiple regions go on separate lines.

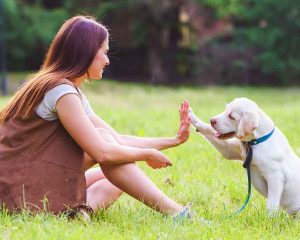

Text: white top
xmin=36 ymin=84 xmax=94 ymax=121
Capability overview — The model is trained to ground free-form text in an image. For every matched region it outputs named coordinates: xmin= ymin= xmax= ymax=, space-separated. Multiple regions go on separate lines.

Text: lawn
xmin=1 ymin=76 xmax=300 ymax=239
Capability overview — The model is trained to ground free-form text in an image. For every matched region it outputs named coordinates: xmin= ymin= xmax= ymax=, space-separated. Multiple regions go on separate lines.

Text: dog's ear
xmin=237 ymin=111 xmax=259 ymax=139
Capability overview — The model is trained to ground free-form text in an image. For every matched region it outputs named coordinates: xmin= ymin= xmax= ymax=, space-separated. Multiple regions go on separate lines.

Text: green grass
xmin=1 ymin=76 xmax=300 ymax=239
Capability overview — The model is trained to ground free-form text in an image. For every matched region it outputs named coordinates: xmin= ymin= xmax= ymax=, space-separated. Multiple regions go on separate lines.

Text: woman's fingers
xmin=176 ymin=100 xmax=191 ymax=144
xmin=180 ymin=100 xmax=191 ymax=128
xmin=179 ymin=100 xmax=190 ymax=122
xmin=146 ymin=149 xmax=172 ymax=169
xmin=147 ymin=160 xmax=170 ymax=169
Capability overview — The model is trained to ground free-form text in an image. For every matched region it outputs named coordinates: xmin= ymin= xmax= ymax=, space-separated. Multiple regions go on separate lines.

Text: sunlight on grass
xmin=1 ymin=77 xmax=300 ymax=239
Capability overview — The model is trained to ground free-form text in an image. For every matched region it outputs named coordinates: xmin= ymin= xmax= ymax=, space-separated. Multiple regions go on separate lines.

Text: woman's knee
xmin=99 ymin=162 xmax=137 ymax=183
xmin=88 ymin=179 xmax=123 ymax=196
xmin=85 ymin=167 xmax=106 ymax=188
xmin=86 ymin=179 xmax=123 ymax=210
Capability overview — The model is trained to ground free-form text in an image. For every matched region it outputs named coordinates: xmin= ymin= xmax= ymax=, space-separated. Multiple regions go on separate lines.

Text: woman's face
xmin=87 ymin=37 xmax=110 ymax=80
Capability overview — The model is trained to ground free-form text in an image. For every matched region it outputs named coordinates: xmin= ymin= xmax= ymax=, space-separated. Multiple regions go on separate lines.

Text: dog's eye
xmin=228 ymin=114 xmax=235 ymax=120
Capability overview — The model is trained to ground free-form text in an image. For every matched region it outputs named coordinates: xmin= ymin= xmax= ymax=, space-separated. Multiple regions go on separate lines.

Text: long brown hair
xmin=0 ymin=16 xmax=108 ymax=122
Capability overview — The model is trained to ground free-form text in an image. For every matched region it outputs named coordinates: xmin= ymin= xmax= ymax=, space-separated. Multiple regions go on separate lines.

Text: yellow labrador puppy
xmin=189 ymin=97 xmax=300 ymax=214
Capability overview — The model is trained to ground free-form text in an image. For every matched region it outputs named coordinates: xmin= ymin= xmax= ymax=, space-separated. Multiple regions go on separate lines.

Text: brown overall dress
xmin=0 ymin=79 xmax=87 ymax=213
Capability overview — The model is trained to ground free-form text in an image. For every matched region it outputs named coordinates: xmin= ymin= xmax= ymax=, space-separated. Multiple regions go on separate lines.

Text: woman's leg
xmin=85 ymin=167 xmax=123 ymax=210
xmin=85 ymin=167 xmax=106 ymax=188
xmin=85 ymin=128 xmax=183 ymax=215
xmin=99 ymin=162 xmax=182 ymax=215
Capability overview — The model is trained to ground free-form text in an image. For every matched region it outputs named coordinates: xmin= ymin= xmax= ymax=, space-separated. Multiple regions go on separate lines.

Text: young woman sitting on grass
xmin=0 ymin=16 xmax=191 ymax=218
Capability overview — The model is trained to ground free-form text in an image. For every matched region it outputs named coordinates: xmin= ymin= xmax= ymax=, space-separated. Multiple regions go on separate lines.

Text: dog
xmin=189 ymin=97 xmax=300 ymax=214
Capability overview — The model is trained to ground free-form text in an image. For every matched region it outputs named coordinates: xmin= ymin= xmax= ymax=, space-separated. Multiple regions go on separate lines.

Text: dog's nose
xmin=210 ymin=118 xmax=217 ymax=126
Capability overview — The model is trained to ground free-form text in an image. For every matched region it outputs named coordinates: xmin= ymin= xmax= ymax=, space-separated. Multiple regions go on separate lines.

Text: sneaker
xmin=77 ymin=208 xmax=92 ymax=223
xmin=172 ymin=204 xmax=212 ymax=226
xmin=66 ymin=203 xmax=94 ymax=222
xmin=173 ymin=204 xmax=193 ymax=221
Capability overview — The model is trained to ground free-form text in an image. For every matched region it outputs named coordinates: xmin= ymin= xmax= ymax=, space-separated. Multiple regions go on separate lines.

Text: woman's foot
xmin=173 ymin=203 xmax=193 ymax=220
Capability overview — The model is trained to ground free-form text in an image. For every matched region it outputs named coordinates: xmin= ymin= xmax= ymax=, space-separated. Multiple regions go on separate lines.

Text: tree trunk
xmin=146 ymin=0 xmax=183 ymax=85
xmin=148 ymin=24 xmax=168 ymax=84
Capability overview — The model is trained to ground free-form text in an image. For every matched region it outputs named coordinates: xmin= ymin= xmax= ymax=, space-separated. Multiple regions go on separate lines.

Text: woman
xmin=0 ymin=16 xmax=191 ymax=217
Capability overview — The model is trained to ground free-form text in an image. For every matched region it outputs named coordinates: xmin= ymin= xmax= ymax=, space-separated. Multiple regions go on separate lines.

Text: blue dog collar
xmin=246 ymin=128 xmax=275 ymax=146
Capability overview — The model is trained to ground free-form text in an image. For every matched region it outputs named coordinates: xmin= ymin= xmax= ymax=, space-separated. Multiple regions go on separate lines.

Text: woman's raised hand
xmin=175 ymin=100 xmax=191 ymax=145
xmin=145 ymin=149 xmax=172 ymax=169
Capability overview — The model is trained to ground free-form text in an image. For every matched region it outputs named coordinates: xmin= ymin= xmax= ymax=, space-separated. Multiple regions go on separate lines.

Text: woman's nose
xmin=106 ymin=57 xmax=110 ymax=66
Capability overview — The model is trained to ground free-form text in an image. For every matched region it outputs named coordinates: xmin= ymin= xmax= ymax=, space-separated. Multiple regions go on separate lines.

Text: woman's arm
xmin=89 ymin=100 xmax=191 ymax=150
xmin=56 ymin=94 xmax=172 ymax=168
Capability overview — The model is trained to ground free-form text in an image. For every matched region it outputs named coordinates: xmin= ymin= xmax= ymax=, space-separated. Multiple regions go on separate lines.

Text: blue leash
xmin=232 ymin=128 xmax=275 ymax=215
xmin=232 ymin=143 xmax=252 ymax=215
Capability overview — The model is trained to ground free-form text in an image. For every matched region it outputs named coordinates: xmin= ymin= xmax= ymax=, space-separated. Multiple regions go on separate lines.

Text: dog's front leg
xmin=266 ymin=174 xmax=285 ymax=215
xmin=189 ymin=108 xmax=243 ymax=161
xmin=189 ymin=108 xmax=214 ymax=135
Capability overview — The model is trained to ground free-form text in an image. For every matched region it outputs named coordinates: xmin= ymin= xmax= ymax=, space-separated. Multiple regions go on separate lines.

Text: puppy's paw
xmin=188 ymin=108 xmax=198 ymax=124
xmin=188 ymin=109 xmax=195 ymax=122
xmin=188 ymin=109 xmax=203 ymax=127
xmin=267 ymin=207 xmax=280 ymax=218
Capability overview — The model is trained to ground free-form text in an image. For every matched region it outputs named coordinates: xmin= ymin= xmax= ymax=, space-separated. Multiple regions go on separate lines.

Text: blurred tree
xmin=0 ymin=0 xmax=8 ymax=95
xmin=4 ymin=0 xmax=300 ymax=85
xmin=4 ymin=0 xmax=68 ymax=70
xmin=63 ymin=0 xmax=184 ymax=84
xmin=132 ymin=0 xmax=184 ymax=84
xmin=199 ymin=0 xmax=300 ymax=84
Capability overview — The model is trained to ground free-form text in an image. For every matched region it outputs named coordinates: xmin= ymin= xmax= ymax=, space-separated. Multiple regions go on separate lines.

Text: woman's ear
xmin=237 ymin=111 xmax=259 ymax=139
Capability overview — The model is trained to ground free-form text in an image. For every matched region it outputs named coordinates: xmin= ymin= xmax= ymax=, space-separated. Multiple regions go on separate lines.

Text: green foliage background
xmin=199 ymin=0 xmax=300 ymax=84
xmin=2 ymin=0 xmax=300 ymax=85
